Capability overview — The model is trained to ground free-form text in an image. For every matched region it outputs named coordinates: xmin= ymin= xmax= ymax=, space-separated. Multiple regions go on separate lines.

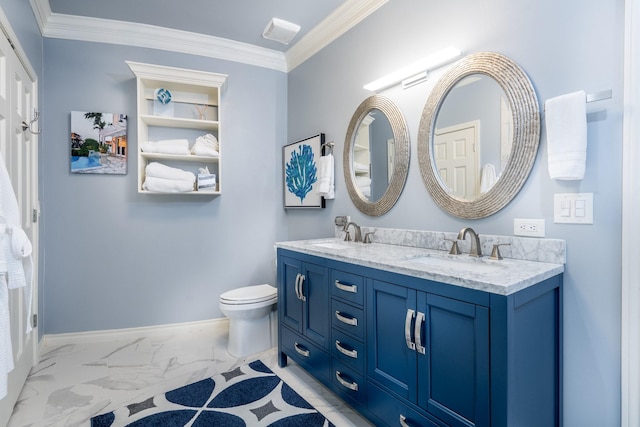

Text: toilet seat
xmin=220 ymin=284 xmax=277 ymax=305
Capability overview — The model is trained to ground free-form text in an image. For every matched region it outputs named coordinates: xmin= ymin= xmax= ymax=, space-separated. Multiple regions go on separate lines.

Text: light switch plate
xmin=554 ymin=193 xmax=594 ymax=224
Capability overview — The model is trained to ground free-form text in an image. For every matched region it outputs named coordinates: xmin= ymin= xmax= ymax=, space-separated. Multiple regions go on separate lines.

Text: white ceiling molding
xmin=285 ymin=0 xmax=389 ymax=72
xmin=29 ymin=0 xmax=387 ymax=73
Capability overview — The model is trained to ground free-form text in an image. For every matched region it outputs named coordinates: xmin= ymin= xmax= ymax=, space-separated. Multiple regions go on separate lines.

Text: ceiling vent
xmin=262 ymin=18 xmax=301 ymax=45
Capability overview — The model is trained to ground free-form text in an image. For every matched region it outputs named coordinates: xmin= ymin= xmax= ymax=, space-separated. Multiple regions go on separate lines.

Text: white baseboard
xmin=43 ymin=318 xmax=229 ymax=347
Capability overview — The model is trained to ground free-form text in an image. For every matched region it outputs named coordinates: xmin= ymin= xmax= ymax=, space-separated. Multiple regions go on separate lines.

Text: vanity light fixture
xmin=363 ymin=46 xmax=462 ymax=92
xmin=262 ymin=18 xmax=301 ymax=45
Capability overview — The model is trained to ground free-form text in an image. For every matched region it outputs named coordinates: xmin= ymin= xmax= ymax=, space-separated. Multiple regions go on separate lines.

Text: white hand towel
xmin=145 ymin=162 xmax=196 ymax=182
xmin=142 ymin=176 xmax=195 ymax=193
xmin=316 ymin=154 xmax=335 ymax=199
xmin=545 ymin=90 xmax=587 ymax=180
xmin=480 ymin=163 xmax=497 ymax=193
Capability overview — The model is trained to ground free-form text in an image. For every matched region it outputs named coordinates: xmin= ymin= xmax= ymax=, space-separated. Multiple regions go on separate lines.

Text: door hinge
xmin=33 ymin=208 xmax=38 ymax=223
xmin=32 ymin=313 xmax=37 ymax=328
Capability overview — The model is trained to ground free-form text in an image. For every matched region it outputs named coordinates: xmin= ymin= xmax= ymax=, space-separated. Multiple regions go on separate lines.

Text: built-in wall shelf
xmin=127 ymin=61 xmax=227 ymax=196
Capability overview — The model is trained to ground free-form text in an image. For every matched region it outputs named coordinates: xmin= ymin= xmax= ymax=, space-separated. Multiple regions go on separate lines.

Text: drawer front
xmin=331 ymin=328 xmax=365 ymax=374
xmin=332 ymin=299 xmax=365 ymax=340
xmin=280 ymin=326 xmax=330 ymax=381
xmin=332 ymin=359 xmax=366 ymax=404
xmin=331 ymin=269 xmax=364 ymax=306
xmin=368 ymin=381 xmax=443 ymax=427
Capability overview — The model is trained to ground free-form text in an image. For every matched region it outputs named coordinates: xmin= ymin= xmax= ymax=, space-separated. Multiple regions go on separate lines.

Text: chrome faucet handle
xmin=489 ymin=243 xmax=511 ymax=260
xmin=444 ymin=238 xmax=461 ymax=255
xmin=344 ymin=230 xmax=352 ymax=241
xmin=363 ymin=231 xmax=375 ymax=244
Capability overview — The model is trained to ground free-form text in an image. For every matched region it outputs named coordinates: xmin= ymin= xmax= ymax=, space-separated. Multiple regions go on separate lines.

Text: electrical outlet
xmin=513 ymin=218 xmax=546 ymax=237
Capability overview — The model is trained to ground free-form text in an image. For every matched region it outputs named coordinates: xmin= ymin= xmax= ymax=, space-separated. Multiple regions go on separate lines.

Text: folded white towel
xmin=145 ymin=162 xmax=196 ymax=182
xmin=545 ymin=90 xmax=587 ymax=180
xmin=142 ymin=176 xmax=195 ymax=193
xmin=354 ymin=162 xmax=369 ymax=173
xmin=480 ymin=164 xmax=497 ymax=193
xmin=316 ymin=154 xmax=335 ymax=199
xmin=140 ymin=139 xmax=190 ymax=155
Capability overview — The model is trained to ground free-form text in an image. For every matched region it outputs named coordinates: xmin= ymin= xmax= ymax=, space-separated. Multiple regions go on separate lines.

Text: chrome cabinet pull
xmin=405 ymin=309 xmax=416 ymax=350
xmin=335 ymin=340 xmax=358 ymax=359
xmin=299 ymin=274 xmax=306 ymax=301
xmin=335 ymin=280 xmax=357 ymax=293
xmin=335 ymin=371 xmax=358 ymax=391
xmin=415 ymin=311 xmax=426 ymax=355
xmin=294 ymin=342 xmax=310 ymax=357
xmin=400 ymin=414 xmax=411 ymax=427
xmin=335 ymin=310 xmax=358 ymax=326
xmin=294 ymin=274 xmax=301 ymax=300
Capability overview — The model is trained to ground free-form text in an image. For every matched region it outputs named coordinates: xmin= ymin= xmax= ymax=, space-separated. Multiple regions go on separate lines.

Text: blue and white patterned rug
xmin=91 ymin=360 xmax=335 ymax=427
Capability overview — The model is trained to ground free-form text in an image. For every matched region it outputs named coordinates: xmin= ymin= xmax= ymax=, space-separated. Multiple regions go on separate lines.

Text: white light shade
xmin=262 ymin=18 xmax=301 ymax=45
xmin=364 ymin=46 xmax=462 ymax=92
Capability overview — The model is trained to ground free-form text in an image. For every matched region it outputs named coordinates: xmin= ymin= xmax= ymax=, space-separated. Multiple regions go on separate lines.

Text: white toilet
xmin=219 ymin=284 xmax=278 ymax=357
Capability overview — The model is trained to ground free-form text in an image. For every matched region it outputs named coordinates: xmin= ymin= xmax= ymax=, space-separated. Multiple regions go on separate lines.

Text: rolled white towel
xmin=140 ymin=139 xmax=190 ymax=155
xmin=142 ymin=176 xmax=195 ymax=193
xmin=145 ymin=162 xmax=196 ymax=182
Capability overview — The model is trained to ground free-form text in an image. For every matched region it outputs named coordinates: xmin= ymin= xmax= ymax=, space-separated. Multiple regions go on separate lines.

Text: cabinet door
xmin=279 ymin=256 xmax=303 ymax=334
xmin=367 ymin=279 xmax=418 ymax=402
xmin=301 ymin=262 xmax=330 ymax=349
xmin=417 ymin=293 xmax=490 ymax=427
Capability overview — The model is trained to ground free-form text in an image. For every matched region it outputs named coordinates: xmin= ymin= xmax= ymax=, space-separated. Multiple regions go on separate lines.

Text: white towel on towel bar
xmin=316 ymin=154 xmax=335 ymax=199
xmin=545 ymin=90 xmax=587 ymax=180
xmin=480 ymin=164 xmax=497 ymax=193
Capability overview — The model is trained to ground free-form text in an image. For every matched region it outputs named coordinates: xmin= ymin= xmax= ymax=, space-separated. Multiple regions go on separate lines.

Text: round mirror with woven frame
xmin=417 ymin=52 xmax=540 ymax=219
xmin=344 ymin=95 xmax=410 ymax=216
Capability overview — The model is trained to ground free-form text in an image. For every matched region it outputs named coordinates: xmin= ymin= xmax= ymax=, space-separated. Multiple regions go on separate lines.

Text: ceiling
xmin=33 ymin=0 xmax=389 ymax=71
xmin=47 ymin=0 xmax=345 ymax=52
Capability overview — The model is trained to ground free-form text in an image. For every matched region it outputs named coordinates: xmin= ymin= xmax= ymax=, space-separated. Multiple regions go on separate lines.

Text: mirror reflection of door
xmin=434 ymin=121 xmax=479 ymax=198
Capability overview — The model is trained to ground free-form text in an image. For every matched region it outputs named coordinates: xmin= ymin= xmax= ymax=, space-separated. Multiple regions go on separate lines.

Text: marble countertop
xmin=276 ymin=238 xmax=564 ymax=296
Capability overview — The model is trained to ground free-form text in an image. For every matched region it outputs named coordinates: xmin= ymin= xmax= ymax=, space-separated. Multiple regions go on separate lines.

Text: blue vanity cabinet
xmin=278 ymin=253 xmax=331 ymax=379
xmin=276 ymin=246 xmax=562 ymax=427
xmin=367 ymin=277 xmax=490 ymax=427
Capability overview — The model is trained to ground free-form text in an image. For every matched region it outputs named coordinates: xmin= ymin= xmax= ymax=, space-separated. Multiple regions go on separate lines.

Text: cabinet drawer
xmin=332 ymin=299 xmax=365 ymax=340
xmin=332 ymin=359 xmax=366 ymax=404
xmin=280 ymin=326 xmax=330 ymax=381
xmin=331 ymin=328 xmax=365 ymax=374
xmin=331 ymin=270 xmax=364 ymax=306
xmin=368 ymin=381 xmax=443 ymax=427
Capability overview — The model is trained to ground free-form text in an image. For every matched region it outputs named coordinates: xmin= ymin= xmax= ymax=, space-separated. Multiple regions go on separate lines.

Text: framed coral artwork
xmin=283 ymin=133 xmax=326 ymax=208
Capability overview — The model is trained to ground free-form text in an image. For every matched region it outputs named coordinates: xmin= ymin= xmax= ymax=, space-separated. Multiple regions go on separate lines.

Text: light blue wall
xmin=41 ymin=39 xmax=287 ymax=333
xmin=287 ymin=0 xmax=622 ymax=425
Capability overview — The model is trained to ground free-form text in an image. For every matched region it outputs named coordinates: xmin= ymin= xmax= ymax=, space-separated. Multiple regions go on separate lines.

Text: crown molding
xmin=29 ymin=0 xmax=387 ymax=73
xmin=285 ymin=0 xmax=388 ymax=71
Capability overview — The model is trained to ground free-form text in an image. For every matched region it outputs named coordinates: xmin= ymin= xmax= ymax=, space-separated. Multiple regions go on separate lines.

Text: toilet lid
xmin=220 ymin=284 xmax=277 ymax=304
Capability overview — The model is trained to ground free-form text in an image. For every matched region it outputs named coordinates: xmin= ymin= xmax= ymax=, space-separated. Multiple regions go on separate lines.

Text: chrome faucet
xmin=457 ymin=227 xmax=482 ymax=257
xmin=343 ymin=222 xmax=362 ymax=243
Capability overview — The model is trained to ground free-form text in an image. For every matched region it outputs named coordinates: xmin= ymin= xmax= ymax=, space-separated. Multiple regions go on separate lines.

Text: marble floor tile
xmin=7 ymin=321 xmax=373 ymax=427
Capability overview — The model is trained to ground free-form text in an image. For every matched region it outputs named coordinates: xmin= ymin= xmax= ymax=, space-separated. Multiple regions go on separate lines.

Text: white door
xmin=0 ymin=25 xmax=39 ymax=426
xmin=433 ymin=121 xmax=479 ymax=199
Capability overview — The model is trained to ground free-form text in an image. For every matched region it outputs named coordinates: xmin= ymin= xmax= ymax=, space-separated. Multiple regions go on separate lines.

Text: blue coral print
xmin=285 ymin=144 xmax=317 ymax=203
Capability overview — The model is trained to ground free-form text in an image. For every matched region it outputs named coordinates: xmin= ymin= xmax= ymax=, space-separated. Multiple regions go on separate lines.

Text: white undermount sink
xmin=309 ymin=240 xmax=352 ymax=250
xmin=404 ymin=254 xmax=507 ymax=274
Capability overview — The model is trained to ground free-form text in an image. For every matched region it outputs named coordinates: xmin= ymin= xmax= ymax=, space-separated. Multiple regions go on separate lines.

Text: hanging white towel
xmin=316 ymin=154 xmax=335 ymax=199
xmin=545 ymin=90 xmax=587 ymax=180
xmin=480 ymin=164 xmax=497 ymax=193
xmin=0 ymin=152 xmax=34 ymax=400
